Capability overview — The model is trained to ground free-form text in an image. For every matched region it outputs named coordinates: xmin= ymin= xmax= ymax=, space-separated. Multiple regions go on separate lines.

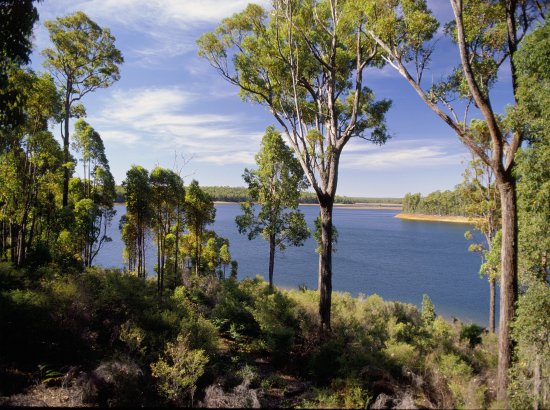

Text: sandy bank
xmin=395 ymin=213 xmax=479 ymax=224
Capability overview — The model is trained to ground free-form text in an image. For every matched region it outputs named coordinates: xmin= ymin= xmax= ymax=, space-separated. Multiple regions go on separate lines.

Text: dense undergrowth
xmin=0 ymin=263 xmax=505 ymax=408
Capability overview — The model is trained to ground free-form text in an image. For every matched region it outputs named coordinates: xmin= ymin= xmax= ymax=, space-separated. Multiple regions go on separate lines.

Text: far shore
xmin=214 ymin=201 xmax=402 ymax=210
xmin=116 ymin=200 xmax=402 ymax=210
xmin=395 ymin=213 xmax=479 ymax=224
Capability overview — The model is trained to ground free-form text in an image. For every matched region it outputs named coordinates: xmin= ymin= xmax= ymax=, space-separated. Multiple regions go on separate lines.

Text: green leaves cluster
xmin=236 ymin=127 xmax=310 ymax=289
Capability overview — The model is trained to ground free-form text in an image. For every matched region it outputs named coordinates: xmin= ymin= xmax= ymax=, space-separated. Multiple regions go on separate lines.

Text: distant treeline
xmin=115 ymin=185 xmax=402 ymax=205
xmin=201 ymin=186 xmax=403 ymax=204
xmin=402 ymin=190 xmax=467 ymax=216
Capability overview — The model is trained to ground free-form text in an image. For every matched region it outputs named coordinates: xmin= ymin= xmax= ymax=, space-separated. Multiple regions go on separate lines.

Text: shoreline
xmin=117 ymin=200 xmax=402 ymax=210
xmin=214 ymin=201 xmax=402 ymax=210
xmin=395 ymin=213 xmax=478 ymax=224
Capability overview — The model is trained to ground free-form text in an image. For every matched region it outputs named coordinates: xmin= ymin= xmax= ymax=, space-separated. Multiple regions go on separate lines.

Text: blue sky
xmin=29 ymin=0 xmax=514 ymax=198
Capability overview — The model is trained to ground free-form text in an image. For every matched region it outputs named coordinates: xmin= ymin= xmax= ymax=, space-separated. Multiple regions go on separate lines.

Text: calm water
xmin=96 ymin=203 xmax=497 ymax=327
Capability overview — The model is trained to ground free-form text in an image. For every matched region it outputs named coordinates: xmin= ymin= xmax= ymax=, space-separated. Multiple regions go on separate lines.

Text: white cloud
xmin=36 ymin=0 xmax=271 ymax=65
xmin=100 ymin=130 xmax=140 ymax=144
xmin=341 ymin=140 xmax=468 ymax=170
xmin=90 ymin=86 xmax=261 ymax=163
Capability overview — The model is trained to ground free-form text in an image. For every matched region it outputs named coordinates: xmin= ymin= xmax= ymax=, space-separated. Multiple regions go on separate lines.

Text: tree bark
xmin=62 ymin=99 xmax=70 ymax=208
xmin=489 ymin=277 xmax=495 ymax=334
xmin=496 ymin=177 xmax=518 ymax=402
xmin=268 ymin=233 xmax=275 ymax=292
xmin=318 ymin=200 xmax=333 ymax=334
xmin=534 ymin=353 xmax=541 ymax=410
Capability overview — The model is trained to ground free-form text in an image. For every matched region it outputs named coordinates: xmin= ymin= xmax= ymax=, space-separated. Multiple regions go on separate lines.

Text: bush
xmin=150 ymin=335 xmax=208 ymax=406
xmin=252 ymin=290 xmax=297 ymax=362
xmin=459 ymin=324 xmax=484 ymax=348
xmin=437 ymin=353 xmax=475 ymax=407
xmin=211 ymin=278 xmax=260 ymax=339
xmin=383 ymin=340 xmax=419 ymax=370
xmin=180 ymin=314 xmax=219 ymax=357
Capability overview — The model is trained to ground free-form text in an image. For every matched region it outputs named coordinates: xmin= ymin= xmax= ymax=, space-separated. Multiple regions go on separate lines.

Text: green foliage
xmin=202 ymin=185 xmax=401 ymax=205
xmin=460 ymin=324 xmax=484 ymax=348
xmin=313 ymin=215 xmax=338 ymax=254
xmin=421 ymin=294 xmax=436 ymax=327
xmin=211 ymin=278 xmax=261 ymax=339
xmin=180 ymin=314 xmax=219 ymax=358
xmin=509 ymin=280 xmax=550 ymax=409
xmin=42 ymin=11 xmax=123 ymax=99
xmin=236 ymin=127 xmax=310 ymax=288
xmin=402 ymin=189 xmax=467 ymax=216
xmin=302 ymin=380 xmax=371 ymax=409
xmin=252 ymin=290 xmax=298 ymax=361
xmin=150 ymin=334 xmax=208 ymax=406
xmin=0 ymin=0 xmax=41 ymax=129
xmin=186 ymin=180 xmax=216 ymax=276
xmin=436 ymin=353 xmax=475 ymax=407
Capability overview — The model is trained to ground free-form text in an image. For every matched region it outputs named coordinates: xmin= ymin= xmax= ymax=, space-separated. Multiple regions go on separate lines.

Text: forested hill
xmin=115 ymin=185 xmax=401 ymax=205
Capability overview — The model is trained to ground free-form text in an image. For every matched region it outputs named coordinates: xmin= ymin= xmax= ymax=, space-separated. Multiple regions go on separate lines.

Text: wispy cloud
xmin=36 ymin=0 xmax=271 ymax=66
xmin=341 ymin=139 xmax=468 ymax=170
xmin=90 ymin=86 xmax=260 ymax=164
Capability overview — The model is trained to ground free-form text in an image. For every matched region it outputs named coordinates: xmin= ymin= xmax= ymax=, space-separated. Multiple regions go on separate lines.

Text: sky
xmin=28 ymin=0 xmax=515 ymax=198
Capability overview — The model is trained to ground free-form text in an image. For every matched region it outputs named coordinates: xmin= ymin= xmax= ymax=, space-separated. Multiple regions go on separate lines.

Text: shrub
xmin=211 ymin=279 xmax=259 ymax=339
xmin=383 ymin=339 xmax=419 ymax=370
xmin=421 ymin=294 xmax=436 ymax=327
xmin=150 ymin=335 xmax=208 ymax=406
xmin=437 ymin=353 xmax=474 ymax=407
xmin=459 ymin=324 xmax=484 ymax=348
xmin=180 ymin=314 xmax=219 ymax=357
xmin=308 ymin=339 xmax=344 ymax=385
xmin=252 ymin=290 xmax=298 ymax=361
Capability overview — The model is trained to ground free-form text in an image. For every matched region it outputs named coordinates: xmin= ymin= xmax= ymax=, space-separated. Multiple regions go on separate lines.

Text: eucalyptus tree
xmin=236 ymin=126 xmax=310 ymax=291
xmin=202 ymin=234 xmax=230 ymax=278
xmin=185 ymin=180 xmax=215 ymax=276
xmin=0 ymin=68 xmax=62 ymax=265
xmin=461 ymin=154 xmax=501 ymax=333
xmin=150 ymin=167 xmax=185 ymax=294
xmin=0 ymin=0 xmax=41 ymax=132
xmin=122 ymin=165 xmax=152 ymax=278
xmin=362 ymin=0 xmax=547 ymax=398
xmin=42 ymin=11 xmax=123 ymax=207
xmin=198 ymin=0 xmax=391 ymax=332
xmin=219 ymin=243 xmax=231 ymax=279
xmin=513 ymin=21 xmax=550 ymax=282
xmin=69 ymin=121 xmax=115 ymax=267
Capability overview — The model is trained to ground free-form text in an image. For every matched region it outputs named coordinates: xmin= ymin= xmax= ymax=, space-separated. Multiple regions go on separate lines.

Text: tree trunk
xmin=268 ymin=233 xmax=275 ymax=292
xmin=489 ymin=276 xmax=495 ymax=334
xmin=534 ymin=353 xmax=541 ymax=410
xmin=157 ymin=228 xmax=161 ymax=294
xmin=318 ymin=201 xmax=333 ymax=334
xmin=62 ymin=101 xmax=70 ymax=208
xmin=496 ymin=177 xmax=518 ymax=402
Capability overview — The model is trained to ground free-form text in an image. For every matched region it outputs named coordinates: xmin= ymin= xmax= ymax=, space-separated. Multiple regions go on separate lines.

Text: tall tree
xmin=0 ymin=0 xmax=41 ymax=132
xmin=150 ymin=167 xmax=185 ymax=294
xmin=42 ymin=11 xmax=123 ymax=207
xmin=513 ymin=20 xmax=550 ymax=282
xmin=185 ymin=180 xmax=215 ymax=276
xmin=69 ymin=120 xmax=115 ymax=267
xmin=362 ymin=0 xmax=547 ymax=399
xmin=198 ymin=0 xmax=391 ymax=332
xmin=461 ymin=151 xmax=501 ymax=333
xmin=236 ymin=126 xmax=310 ymax=291
xmin=122 ymin=165 xmax=152 ymax=278
xmin=0 ymin=68 xmax=62 ymax=266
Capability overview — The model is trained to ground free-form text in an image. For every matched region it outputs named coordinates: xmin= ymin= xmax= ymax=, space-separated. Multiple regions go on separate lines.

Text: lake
xmin=95 ymin=203 xmax=497 ymax=327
